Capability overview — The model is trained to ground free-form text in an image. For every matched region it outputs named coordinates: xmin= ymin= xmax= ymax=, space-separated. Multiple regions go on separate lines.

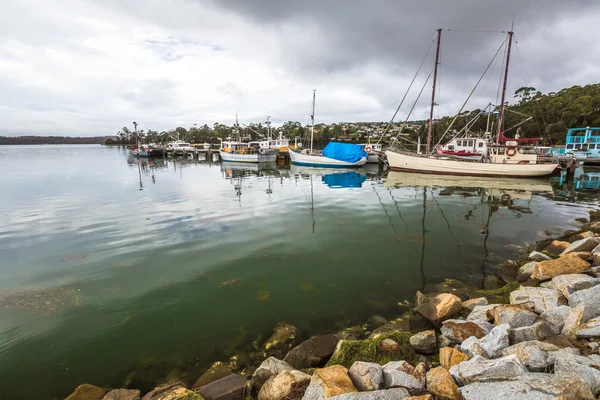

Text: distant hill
xmin=0 ymin=136 xmax=108 ymax=145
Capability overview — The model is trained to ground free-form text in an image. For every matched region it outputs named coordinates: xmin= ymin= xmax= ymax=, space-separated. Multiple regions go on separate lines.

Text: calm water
xmin=0 ymin=145 xmax=598 ymax=399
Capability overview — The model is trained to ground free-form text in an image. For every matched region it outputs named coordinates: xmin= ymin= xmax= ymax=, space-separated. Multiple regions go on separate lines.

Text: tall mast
xmin=266 ymin=116 xmax=271 ymax=140
xmin=310 ymin=90 xmax=316 ymax=154
xmin=426 ymin=29 xmax=442 ymax=155
xmin=496 ymin=31 xmax=513 ymax=144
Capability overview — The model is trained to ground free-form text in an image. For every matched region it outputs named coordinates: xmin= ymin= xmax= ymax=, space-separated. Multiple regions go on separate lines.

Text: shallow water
xmin=0 ymin=145 xmax=598 ymax=399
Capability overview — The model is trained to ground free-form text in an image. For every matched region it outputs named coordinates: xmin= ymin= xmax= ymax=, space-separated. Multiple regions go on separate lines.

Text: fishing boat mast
xmin=426 ymin=29 xmax=442 ymax=155
xmin=496 ymin=31 xmax=514 ymax=144
xmin=310 ymin=90 xmax=316 ymax=154
xmin=266 ymin=116 xmax=272 ymax=140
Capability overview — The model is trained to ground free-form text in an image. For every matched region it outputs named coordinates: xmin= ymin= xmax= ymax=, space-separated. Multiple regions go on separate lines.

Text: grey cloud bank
xmin=0 ymin=0 xmax=598 ymax=136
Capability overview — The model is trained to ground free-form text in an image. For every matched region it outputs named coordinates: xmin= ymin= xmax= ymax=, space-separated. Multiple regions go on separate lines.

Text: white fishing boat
xmin=385 ymin=29 xmax=559 ymax=177
xmin=219 ymin=117 xmax=278 ymax=163
xmin=166 ymin=140 xmax=194 ymax=155
xmin=289 ymin=91 xmax=367 ymax=168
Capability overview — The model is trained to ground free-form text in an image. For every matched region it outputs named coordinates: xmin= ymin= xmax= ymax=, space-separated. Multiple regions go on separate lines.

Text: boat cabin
xmin=359 ymin=143 xmax=383 ymax=153
xmin=555 ymin=127 xmax=600 ymax=159
xmin=220 ymin=141 xmax=260 ymax=154
xmin=442 ymin=137 xmax=488 ymax=154
xmin=488 ymin=141 xmax=538 ymax=164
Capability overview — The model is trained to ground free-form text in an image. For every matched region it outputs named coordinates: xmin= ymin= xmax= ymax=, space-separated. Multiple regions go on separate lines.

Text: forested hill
xmin=433 ymin=83 xmax=600 ymax=145
xmin=0 ymin=136 xmax=106 ymax=145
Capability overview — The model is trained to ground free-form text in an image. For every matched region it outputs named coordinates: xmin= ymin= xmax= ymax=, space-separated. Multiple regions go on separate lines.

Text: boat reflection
xmin=289 ymin=165 xmax=367 ymax=189
xmin=220 ymin=161 xmax=280 ymax=178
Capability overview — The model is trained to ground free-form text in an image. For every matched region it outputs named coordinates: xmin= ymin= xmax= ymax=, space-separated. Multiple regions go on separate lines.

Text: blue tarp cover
xmin=322 ymin=142 xmax=367 ymax=163
xmin=322 ymin=172 xmax=366 ymax=188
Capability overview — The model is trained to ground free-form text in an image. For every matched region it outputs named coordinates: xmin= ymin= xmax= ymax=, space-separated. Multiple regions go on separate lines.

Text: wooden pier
xmin=164 ymin=145 xmax=292 ymax=164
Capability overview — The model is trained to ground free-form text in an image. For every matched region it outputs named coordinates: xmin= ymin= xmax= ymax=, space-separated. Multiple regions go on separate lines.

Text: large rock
xmin=477 ymin=323 xmax=510 ymax=358
xmin=529 ymin=251 xmax=551 ymax=261
xmin=142 ymin=385 xmax=203 ymax=400
xmin=492 ymin=305 xmax=538 ymax=329
xmin=458 ymin=373 xmax=594 ymax=400
xmin=284 ymin=335 xmax=340 ymax=369
xmin=413 ymin=293 xmax=462 ymax=327
xmin=196 ymin=374 xmax=246 ymax=400
xmin=404 ymin=396 xmax=433 ymax=400
xmin=562 ymin=304 xmax=586 ymax=336
xmin=426 ymin=367 xmax=461 ymax=400
xmin=251 ymin=357 xmax=293 ymax=392
xmin=550 ymin=274 xmax=599 ymax=298
xmin=540 ymin=305 xmax=572 ymax=335
xmin=381 ymin=361 xmax=425 ymax=392
xmin=509 ymin=321 xmax=554 ymax=344
xmin=327 ymin=389 xmax=411 ymax=400
xmin=66 ymin=384 xmax=107 ymax=400
xmin=441 ymin=319 xmax=493 ymax=344
xmin=439 ymin=347 xmax=470 ymax=371
xmin=532 ymin=254 xmax=591 ymax=281
xmin=193 ymin=362 xmax=233 ymax=389
xmin=348 ymin=361 xmax=383 ymax=391
xmin=302 ymin=365 xmax=357 ymax=400
xmin=449 ymin=354 xmax=527 ymax=385
xmin=258 ymin=370 xmax=310 ymax=400
xmin=466 ymin=304 xmax=500 ymax=322
xmin=576 ymin=316 xmax=600 ymax=338
xmin=509 ymin=287 xmax=566 ymax=314
xmin=264 ymin=323 xmax=300 ymax=358
xmin=554 ymin=354 xmax=600 ymax=395
xmin=561 ymin=237 xmax=600 ymax=256
xmin=102 ymin=389 xmax=141 ymax=400
xmin=462 ymin=297 xmax=488 ymax=312
xmin=501 ymin=340 xmax=559 ymax=372
xmin=409 ymin=330 xmax=436 ymax=354
xmin=568 ymin=284 xmax=600 ymax=321
xmin=517 ymin=262 xmax=538 ymax=282
xmin=544 ymin=240 xmax=570 ymax=257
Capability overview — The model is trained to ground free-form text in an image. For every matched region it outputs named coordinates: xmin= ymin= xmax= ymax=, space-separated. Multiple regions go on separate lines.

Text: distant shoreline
xmin=0 ymin=136 xmax=107 ymax=145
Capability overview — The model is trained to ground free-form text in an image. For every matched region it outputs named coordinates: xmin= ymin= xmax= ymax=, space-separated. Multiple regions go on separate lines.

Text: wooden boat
xmin=385 ymin=29 xmax=559 ymax=177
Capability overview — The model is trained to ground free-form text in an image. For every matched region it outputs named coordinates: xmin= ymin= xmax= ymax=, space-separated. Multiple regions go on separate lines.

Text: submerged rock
xmin=413 ymin=293 xmax=461 ymax=327
xmin=258 ymin=370 xmax=310 ymax=400
xmin=348 ymin=361 xmax=384 ymax=391
xmin=0 ymin=286 xmax=83 ymax=316
xmin=142 ymin=384 xmax=202 ymax=400
xmin=102 ymin=389 xmax=141 ymax=400
xmin=196 ymin=374 xmax=246 ymax=400
xmin=193 ymin=362 xmax=233 ymax=389
xmin=66 ymin=384 xmax=107 ymax=400
xmin=284 ymin=334 xmax=339 ymax=369
xmin=302 ymin=365 xmax=357 ymax=400
xmin=263 ymin=323 xmax=300 ymax=358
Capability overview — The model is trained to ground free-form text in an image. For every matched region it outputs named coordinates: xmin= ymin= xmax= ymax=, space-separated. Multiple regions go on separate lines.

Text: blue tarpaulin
xmin=322 ymin=142 xmax=367 ymax=163
xmin=322 ymin=172 xmax=366 ymax=188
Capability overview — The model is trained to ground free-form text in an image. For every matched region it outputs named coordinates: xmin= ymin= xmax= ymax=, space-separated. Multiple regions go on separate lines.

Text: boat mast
xmin=310 ymin=90 xmax=316 ymax=154
xmin=426 ymin=29 xmax=442 ymax=155
xmin=266 ymin=116 xmax=271 ymax=141
xmin=496 ymin=31 xmax=514 ymax=144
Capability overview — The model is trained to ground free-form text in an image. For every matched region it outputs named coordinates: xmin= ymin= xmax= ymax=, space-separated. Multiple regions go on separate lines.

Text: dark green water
xmin=0 ymin=145 xmax=597 ymax=399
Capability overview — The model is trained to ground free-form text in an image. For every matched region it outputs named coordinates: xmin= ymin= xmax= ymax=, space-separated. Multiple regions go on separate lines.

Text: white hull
xmin=367 ymin=153 xmax=380 ymax=163
xmin=219 ymin=151 xmax=277 ymax=163
xmin=289 ymin=150 xmax=367 ymax=167
xmin=385 ymin=151 xmax=558 ymax=177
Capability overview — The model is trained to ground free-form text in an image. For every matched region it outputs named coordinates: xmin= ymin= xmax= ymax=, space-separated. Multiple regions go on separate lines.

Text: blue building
xmin=555 ymin=127 xmax=600 ymax=164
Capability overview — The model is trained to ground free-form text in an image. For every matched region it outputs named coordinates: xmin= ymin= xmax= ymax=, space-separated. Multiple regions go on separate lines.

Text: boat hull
xmin=385 ymin=151 xmax=559 ymax=177
xmin=367 ymin=153 xmax=380 ymax=164
xmin=219 ymin=151 xmax=277 ymax=163
xmin=289 ymin=150 xmax=367 ymax=167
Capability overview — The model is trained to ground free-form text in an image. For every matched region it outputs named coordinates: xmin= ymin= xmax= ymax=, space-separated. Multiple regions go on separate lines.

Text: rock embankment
xmin=64 ymin=212 xmax=600 ymax=400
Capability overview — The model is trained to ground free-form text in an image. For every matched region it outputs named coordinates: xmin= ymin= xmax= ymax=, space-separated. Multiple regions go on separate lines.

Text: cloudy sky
xmin=1 ymin=0 xmax=598 ymax=136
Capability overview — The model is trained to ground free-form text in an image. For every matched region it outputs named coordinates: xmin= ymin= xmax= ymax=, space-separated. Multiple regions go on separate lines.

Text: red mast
xmin=426 ymin=29 xmax=442 ymax=155
xmin=496 ymin=31 xmax=513 ymax=144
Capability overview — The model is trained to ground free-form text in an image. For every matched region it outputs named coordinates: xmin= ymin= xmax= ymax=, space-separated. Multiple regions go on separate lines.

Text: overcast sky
xmin=1 ymin=0 xmax=598 ymax=136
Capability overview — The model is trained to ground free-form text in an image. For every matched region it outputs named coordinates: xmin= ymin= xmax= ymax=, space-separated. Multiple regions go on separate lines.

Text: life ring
xmin=365 ymin=146 xmax=372 ymax=152
xmin=506 ymin=148 xmax=517 ymax=157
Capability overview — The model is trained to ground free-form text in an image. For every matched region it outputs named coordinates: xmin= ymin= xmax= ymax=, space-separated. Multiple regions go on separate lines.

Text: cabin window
xmin=478 ymin=142 xmax=483 ymax=148
xmin=468 ymin=140 xmax=474 ymax=147
xmin=566 ymin=144 xmax=574 ymax=149
xmin=575 ymin=144 xmax=582 ymax=150
xmin=456 ymin=141 xmax=461 ymax=146
xmin=590 ymin=144 xmax=596 ymax=150
xmin=448 ymin=145 xmax=454 ymax=151
xmin=582 ymin=144 xmax=589 ymax=150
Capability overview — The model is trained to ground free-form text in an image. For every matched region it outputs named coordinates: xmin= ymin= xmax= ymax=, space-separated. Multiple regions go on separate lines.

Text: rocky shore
xmin=64 ymin=213 xmax=600 ymax=400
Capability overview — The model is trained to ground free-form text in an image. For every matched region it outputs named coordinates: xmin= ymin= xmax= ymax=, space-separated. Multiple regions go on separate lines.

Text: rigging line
xmin=429 ymin=189 xmax=465 ymax=259
xmin=378 ymin=32 xmax=438 ymax=145
xmin=387 ymin=187 xmax=420 ymax=257
xmin=447 ymin=28 xmax=509 ymax=34
xmin=389 ymin=68 xmax=434 ymax=149
xmin=495 ymin=38 xmax=508 ymax=111
xmin=433 ymin=36 xmax=508 ymax=151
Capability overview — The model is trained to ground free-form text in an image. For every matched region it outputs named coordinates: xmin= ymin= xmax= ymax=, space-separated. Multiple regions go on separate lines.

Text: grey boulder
xmin=449 ymin=354 xmax=528 ymax=386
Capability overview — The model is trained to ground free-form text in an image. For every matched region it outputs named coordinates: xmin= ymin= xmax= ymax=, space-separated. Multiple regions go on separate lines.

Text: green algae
xmin=326 ymin=331 xmax=418 ymax=368
xmin=475 ymin=281 xmax=520 ymax=304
